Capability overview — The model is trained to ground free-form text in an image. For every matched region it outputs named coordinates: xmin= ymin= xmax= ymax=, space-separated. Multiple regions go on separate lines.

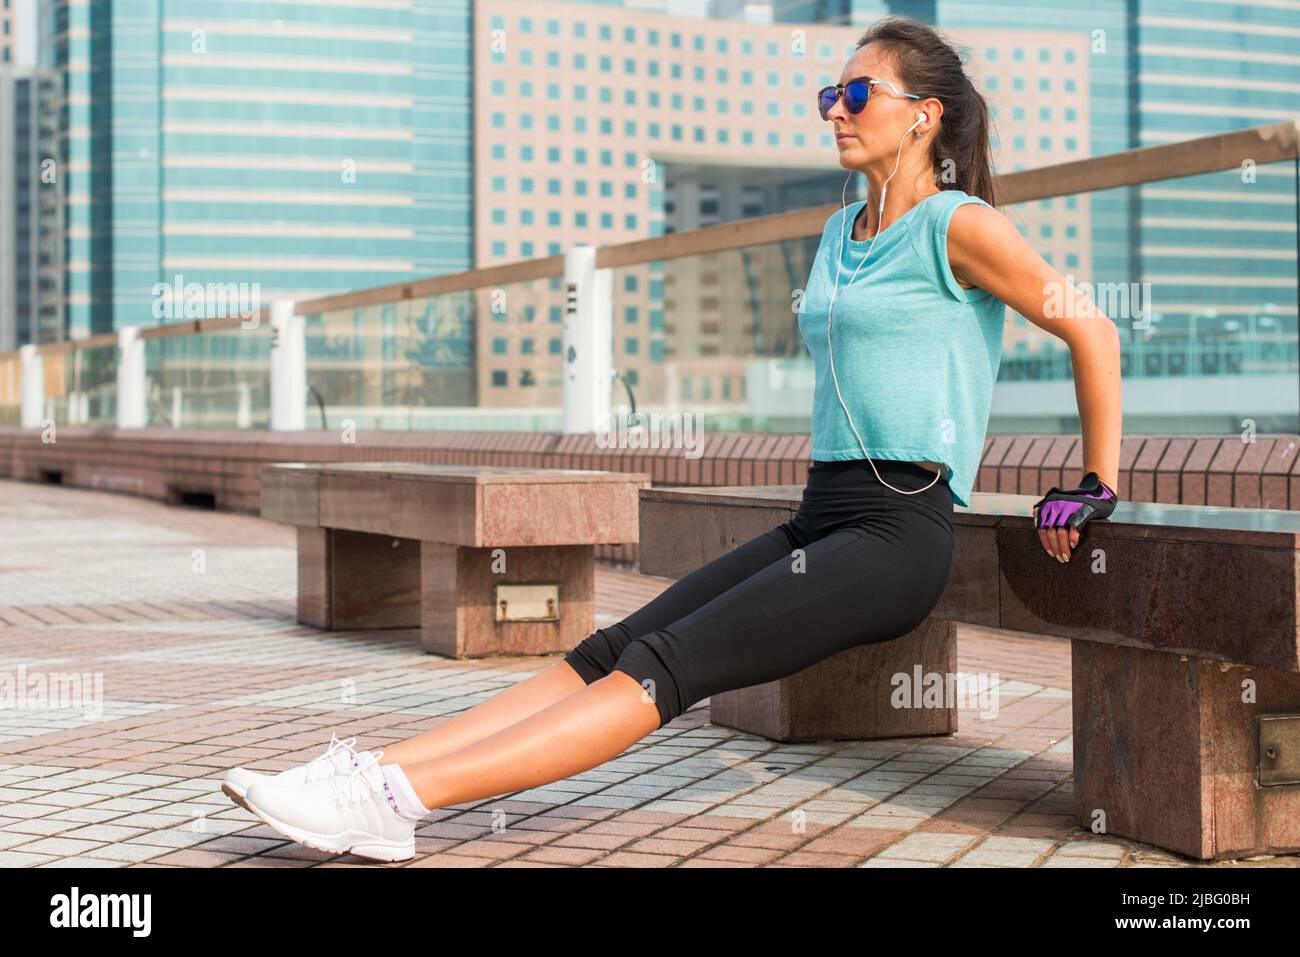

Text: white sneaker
xmin=243 ymin=751 xmax=417 ymax=862
xmin=221 ymin=733 xmax=368 ymax=812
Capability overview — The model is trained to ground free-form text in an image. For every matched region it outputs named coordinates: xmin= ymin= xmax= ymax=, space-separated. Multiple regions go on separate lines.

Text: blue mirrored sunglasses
xmin=817 ymin=76 xmax=923 ymax=120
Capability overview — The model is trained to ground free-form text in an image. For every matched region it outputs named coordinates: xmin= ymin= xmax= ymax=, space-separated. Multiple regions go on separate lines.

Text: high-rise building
xmin=36 ymin=0 xmax=474 ymax=339
xmin=474 ymin=0 xmax=1087 ymax=407
xmin=1126 ymin=2 xmax=1298 ymax=429
xmin=0 ymin=66 xmax=42 ymax=351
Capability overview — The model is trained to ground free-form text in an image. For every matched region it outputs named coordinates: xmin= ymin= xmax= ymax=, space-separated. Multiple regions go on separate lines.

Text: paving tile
xmin=875 ymin=832 xmax=980 ymax=863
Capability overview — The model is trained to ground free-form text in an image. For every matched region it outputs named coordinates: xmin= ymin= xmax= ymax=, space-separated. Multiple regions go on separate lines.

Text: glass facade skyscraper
xmin=37 ymin=0 xmax=473 ymax=338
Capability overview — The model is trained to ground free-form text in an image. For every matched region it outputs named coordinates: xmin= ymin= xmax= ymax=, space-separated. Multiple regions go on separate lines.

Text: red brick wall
xmin=1 ymin=427 xmax=1296 ymax=562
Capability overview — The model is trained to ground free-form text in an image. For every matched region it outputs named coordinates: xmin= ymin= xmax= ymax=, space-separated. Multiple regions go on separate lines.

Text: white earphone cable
xmin=825 ymin=114 xmax=943 ymax=496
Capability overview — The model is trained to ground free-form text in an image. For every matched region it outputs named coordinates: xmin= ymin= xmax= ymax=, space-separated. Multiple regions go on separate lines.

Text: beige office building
xmin=473 ymin=0 xmax=1090 ymax=412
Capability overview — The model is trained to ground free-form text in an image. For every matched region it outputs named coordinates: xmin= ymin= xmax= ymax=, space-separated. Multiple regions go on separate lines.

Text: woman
xmin=223 ymin=16 xmax=1122 ymax=862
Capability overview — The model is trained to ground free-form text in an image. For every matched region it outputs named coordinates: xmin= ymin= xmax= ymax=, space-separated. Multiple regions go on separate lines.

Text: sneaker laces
xmin=303 ymin=733 xmax=361 ymax=783
xmin=328 ymin=749 xmax=386 ymax=809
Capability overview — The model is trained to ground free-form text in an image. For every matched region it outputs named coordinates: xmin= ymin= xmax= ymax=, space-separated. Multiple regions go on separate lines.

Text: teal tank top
xmin=796 ymin=188 xmax=1007 ymax=508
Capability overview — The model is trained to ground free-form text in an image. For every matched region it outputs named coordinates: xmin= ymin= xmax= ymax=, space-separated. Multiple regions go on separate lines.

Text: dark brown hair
xmin=856 ymin=17 xmax=997 ymax=206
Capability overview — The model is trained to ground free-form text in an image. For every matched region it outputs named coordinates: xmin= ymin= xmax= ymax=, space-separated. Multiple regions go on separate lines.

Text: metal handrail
xmin=5 ymin=120 xmax=1297 ymax=359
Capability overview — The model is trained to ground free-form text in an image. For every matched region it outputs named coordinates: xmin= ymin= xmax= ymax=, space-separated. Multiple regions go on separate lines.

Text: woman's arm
xmin=946 ymin=202 xmax=1123 ymax=562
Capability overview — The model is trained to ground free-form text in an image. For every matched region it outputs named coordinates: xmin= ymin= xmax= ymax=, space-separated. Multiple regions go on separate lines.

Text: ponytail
xmin=856 ymin=17 xmax=997 ymax=206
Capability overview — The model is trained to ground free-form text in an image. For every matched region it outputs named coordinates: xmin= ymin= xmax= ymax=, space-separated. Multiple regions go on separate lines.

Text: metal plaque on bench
xmin=494 ymin=584 xmax=560 ymax=622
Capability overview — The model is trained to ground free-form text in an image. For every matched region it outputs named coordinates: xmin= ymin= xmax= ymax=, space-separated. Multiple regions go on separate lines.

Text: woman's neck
xmin=853 ymin=180 xmax=941 ymax=241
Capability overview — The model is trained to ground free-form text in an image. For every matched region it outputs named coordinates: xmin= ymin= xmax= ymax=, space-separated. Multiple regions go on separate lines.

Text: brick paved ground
xmin=0 ymin=478 xmax=1292 ymax=869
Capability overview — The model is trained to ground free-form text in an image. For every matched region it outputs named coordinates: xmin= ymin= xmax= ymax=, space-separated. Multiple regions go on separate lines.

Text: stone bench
xmin=261 ymin=463 xmax=648 ymax=657
xmin=639 ymin=483 xmax=1300 ymax=861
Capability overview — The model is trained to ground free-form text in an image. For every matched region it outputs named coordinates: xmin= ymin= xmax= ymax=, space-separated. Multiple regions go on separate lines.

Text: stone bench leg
xmin=709 ymin=618 xmax=958 ymax=742
xmin=295 ymin=527 xmax=421 ymax=630
xmin=419 ymin=542 xmax=595 ymax=658
xmin=1072 ymin=641 xmax=1300 ymax=860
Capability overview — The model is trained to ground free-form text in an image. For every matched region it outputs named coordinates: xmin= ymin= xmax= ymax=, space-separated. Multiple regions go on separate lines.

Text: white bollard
xmin=270 ymin=300 xmax=305 ymax=431
xmin=236 ymin=381 xmax=251 ymax=429
xmin=19 ymin=344 xmax=43 ymax=428
xmin=116 ymin=326 xmax=147 ymax=428
xmin=562 ymin=245 xmax=612 ymax=434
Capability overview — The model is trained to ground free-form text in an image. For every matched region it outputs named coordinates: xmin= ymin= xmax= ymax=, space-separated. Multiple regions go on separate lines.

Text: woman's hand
xmin=1031 ymin=472 xmax=1118 ymax=562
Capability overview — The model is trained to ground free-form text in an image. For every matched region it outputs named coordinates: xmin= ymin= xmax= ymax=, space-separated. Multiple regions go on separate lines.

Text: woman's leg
xmin=376 ymin=664 xmax=587 ymax=767
xmin=398 ymin=499 xmax=954 ymax=809
xmin=378 ymin=522 xmax=801 ymax=767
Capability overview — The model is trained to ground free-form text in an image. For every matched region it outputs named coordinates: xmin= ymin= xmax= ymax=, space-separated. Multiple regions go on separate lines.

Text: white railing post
xmin=19 ymin=344 xmax=42 ymax=429
xmin=563 ymin=245 xmax=612 ymax=434
xmin=236 ymin=381 xmax=251 ymax=429
xmin=270 ymin=300 xmax=305 ymax=431
xmin=116 ymin=326 xmax=146 ymax=428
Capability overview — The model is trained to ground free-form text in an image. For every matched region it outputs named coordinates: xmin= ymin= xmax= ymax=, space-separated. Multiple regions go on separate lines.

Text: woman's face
xmin=825 ymin=45 xmax=922 ymax=171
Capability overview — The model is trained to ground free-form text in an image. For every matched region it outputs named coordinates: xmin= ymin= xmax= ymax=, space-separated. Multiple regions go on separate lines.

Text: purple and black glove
xmin=1032 ymin=471 xmax=1118 ymax=532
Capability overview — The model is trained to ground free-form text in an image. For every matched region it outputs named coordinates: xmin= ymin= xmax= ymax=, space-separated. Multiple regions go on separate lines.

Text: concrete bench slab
xmin=639 ymin=483 xmax=1300 ymax=861
xmin=262 ymin=463 xmax=648 ymax=658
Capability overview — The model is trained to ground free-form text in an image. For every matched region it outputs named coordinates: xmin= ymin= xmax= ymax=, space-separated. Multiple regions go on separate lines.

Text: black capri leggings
xmin=563 ymin=457 xmax=956 ymax=728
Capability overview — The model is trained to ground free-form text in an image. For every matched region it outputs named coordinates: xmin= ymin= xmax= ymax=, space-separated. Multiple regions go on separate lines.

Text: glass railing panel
xmin=607 ymin=234 xmax=822 ymax=433
xmin=144 ymin=327 xmax=273 ymax=429
xmin=304 ymin=274 xmax=567 ymax=431
xmin=62 ymin=344 xmax=117 ymax=426
xmin=995 ymin=160 xmax=1298 ymax=434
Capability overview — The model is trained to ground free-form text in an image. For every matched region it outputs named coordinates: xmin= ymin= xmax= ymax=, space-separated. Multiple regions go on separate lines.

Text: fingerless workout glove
xmin=1032 ymin=471 xmax=1118 ymax=530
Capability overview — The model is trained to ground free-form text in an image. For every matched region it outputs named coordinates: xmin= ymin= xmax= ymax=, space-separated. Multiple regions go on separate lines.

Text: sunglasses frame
xmin=817 ymin=75 xmax=924 ymax=121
